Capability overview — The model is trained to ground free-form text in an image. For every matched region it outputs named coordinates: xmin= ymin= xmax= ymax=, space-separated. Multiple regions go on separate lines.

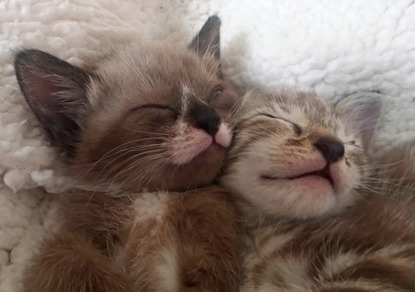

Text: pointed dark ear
xmin=189 ymin=15 xmax=221 ymax=62
xmin=335 ymin=92 xmax=382 ymax=150
xmin=14 ymin=49 xmax=91 ymax=157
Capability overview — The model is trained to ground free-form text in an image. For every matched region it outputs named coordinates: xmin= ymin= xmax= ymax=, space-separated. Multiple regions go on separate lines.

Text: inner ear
xmin=335 ymin=92 xmax=382 ymax=150
xmin=189 ymin=15 xmax=221 ymax=62
xmin=15 ymin=49 xmax=92 ymax=157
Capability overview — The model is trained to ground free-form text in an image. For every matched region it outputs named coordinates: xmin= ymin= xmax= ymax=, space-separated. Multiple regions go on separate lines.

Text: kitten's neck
xmin=238 ymin=200 xmax=297 ymax=229
xmin=239 ymin=197 xmax=348 ymax=230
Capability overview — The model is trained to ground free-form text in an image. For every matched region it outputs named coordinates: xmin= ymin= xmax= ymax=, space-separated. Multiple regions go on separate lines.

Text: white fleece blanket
xmin=1 ymin=0 xmax=415 ymax=290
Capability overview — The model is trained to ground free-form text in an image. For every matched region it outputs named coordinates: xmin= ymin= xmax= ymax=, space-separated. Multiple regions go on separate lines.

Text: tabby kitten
xmin=221 ymin=89 xmax=415 ymax=291
xmin=15 ymin=16 xmax=242 ymax=292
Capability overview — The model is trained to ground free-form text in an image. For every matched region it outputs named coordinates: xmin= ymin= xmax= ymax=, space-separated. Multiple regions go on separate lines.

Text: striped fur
xmin=221 ymin=89 xmax=415 ymax=291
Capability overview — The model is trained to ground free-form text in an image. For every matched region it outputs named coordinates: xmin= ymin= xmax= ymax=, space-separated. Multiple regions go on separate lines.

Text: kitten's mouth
xmin=261 ymin=165 xmax=334 ymax=185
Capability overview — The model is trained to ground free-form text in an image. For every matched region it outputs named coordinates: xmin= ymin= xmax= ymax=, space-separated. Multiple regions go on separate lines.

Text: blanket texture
xmin=1 ymin=0 xmax=415 ymax=290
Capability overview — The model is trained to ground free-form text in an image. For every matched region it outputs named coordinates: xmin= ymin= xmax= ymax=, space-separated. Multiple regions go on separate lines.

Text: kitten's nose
xmin=189 ymin=103 xmax=221 ymax=135
xmin=314 ymin=136 xmax=345 ymax=163
xmin=195 ymin=114 xmax=220 ymax=135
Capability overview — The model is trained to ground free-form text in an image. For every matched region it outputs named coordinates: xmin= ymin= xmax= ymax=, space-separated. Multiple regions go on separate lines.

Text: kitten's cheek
xmin=169 ymin=134 xmax=213 ymax=165
xmin=330 ymin=163 xmax=353 ymax=195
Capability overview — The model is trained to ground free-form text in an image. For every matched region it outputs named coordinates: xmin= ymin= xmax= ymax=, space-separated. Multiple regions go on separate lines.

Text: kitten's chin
xmin=260 ymin=176 xmax=338 ymax=218
xmin=190 ymin=143 xmax=226 ymax=164
xmin=186 ymin=143 xmax=226 ymax=166
xmin=261 ymin=175 xmax=335 ymax=195
xmin=171 ymin=140 xmax=225 ymax=166
xmin=138 ymin=144 xmax=226 ymax=192
xmin=170 ymin=124 xmax=231 ymax=166
xmin=222 ymin=172 xmax=339 ymax=220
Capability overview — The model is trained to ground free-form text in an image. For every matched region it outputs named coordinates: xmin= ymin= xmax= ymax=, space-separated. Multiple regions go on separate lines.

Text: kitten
xmin=16 ymin=16 xmax=242 ymax=292
xmin=15 ymin=17 xmax=238 ymax=193
xmin=221 ymin=89 xmax=415 ymax=291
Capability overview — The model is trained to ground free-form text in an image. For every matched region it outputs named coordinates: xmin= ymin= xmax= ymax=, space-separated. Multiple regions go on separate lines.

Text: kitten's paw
xmin=24 ymin=231 xmax=134 ymax=292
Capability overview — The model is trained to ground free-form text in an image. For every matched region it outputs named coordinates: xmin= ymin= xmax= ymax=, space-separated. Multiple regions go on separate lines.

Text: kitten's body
xmin=241 ymin=184 xmax=415 ymax=291
xmin=15 ymin=17 xmax=242 ymax=292
xmin=221 ymin=89 xmax=415 ymax=291
xmin=26 ymin=187 xmax=241 ymax=292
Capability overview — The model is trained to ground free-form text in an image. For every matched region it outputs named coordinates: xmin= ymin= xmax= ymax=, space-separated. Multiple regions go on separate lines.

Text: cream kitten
xmin=221 ymin=89 xmax=415 ymax=291
xmin=15 ymin=16 xmax=242 ymax=292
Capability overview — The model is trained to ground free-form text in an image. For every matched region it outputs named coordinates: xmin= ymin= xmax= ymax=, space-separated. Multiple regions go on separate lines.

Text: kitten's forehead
xmin=180 ymin=83 xmax=196 ymax=113
xmin=101 ymin=43 xmax=218 ymax=85
xmin=90 ymin=43 xmax=219 ymax=109
xmin=242 ymin=89 xmax=343 ymax=129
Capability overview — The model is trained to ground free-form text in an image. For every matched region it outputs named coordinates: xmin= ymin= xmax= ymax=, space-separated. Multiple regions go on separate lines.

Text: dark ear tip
xmin=15 ymin=49 xmax=40 ymax=64
xmin=14 ymin=49 xmax=50 ymax=76
xmin=202 ymin=15 xmax=221 ymax=32
xmin=206 ymin=15 xmax=221 ymax=26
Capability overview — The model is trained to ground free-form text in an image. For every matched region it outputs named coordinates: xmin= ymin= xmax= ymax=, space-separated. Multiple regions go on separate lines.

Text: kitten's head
xmin=221 ymin=89 xmax=381 ymax=219
xmin=15 ymin=16 xmax=240 ymax=192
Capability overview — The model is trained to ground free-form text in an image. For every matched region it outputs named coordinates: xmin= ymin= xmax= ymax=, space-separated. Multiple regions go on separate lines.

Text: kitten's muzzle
xmin=287 ymin=164 xmax=333 ymax=185
xmin=261 ymin=164 xmax=333 ymax=186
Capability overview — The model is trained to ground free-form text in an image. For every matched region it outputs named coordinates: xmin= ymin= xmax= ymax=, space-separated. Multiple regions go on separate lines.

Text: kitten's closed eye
xmin=257 ymin=113 xmax=302 ymax=136
xmin=208 ymin=85 xmax=238 ymax=111
xmin=130 ymin=104 xmax=177 ymax=114
xmin=125 ymin=104 xmax=178 ymax=128
xmin=209 ymin=86 xmax=223 ymax=101
xmin=129 ymin=104 xmax=179 ymax=119
xmin=345 ymin=140 xmax=361 ymax=148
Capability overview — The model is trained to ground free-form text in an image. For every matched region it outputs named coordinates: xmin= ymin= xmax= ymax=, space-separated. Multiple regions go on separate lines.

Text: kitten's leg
xmin=24 ymin=230 xmax=133 ymax=292
xmin=173 ymin=187 xmax=242 ymax=292
xmin=124 ymin=186 xmax=242 ymax=292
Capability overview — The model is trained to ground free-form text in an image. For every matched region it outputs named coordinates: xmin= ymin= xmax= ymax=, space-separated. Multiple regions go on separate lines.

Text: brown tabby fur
xmin=221 ymin=89 xmax=415 ymax=291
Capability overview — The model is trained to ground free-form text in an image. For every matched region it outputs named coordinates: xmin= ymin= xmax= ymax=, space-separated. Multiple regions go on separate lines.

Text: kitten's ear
xmin=14 ymin=49 xmax=92 ymax=156
xmin=189 ymin=15 xmax=221 ymax=62
xmin=335 ymin=92 xmax=382 ymax=150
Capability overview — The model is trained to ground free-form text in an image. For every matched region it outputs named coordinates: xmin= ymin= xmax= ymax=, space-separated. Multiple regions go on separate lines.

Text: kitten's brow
xmin=241 ymin=112 xmax=302 ymax=135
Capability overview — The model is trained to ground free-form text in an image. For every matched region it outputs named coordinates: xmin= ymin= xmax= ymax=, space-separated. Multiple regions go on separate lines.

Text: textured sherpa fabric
xmin=1 ymin=0 xmax=415 ymax=290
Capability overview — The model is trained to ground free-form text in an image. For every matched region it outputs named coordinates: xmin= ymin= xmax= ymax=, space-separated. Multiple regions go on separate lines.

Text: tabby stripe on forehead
xmin=233 ymin=132 xmax=269 ymax=159
xmin=231 ymin=121 xmax=277 ymax=157
xmin=225 ymin=133 xmax=270 ymax=169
